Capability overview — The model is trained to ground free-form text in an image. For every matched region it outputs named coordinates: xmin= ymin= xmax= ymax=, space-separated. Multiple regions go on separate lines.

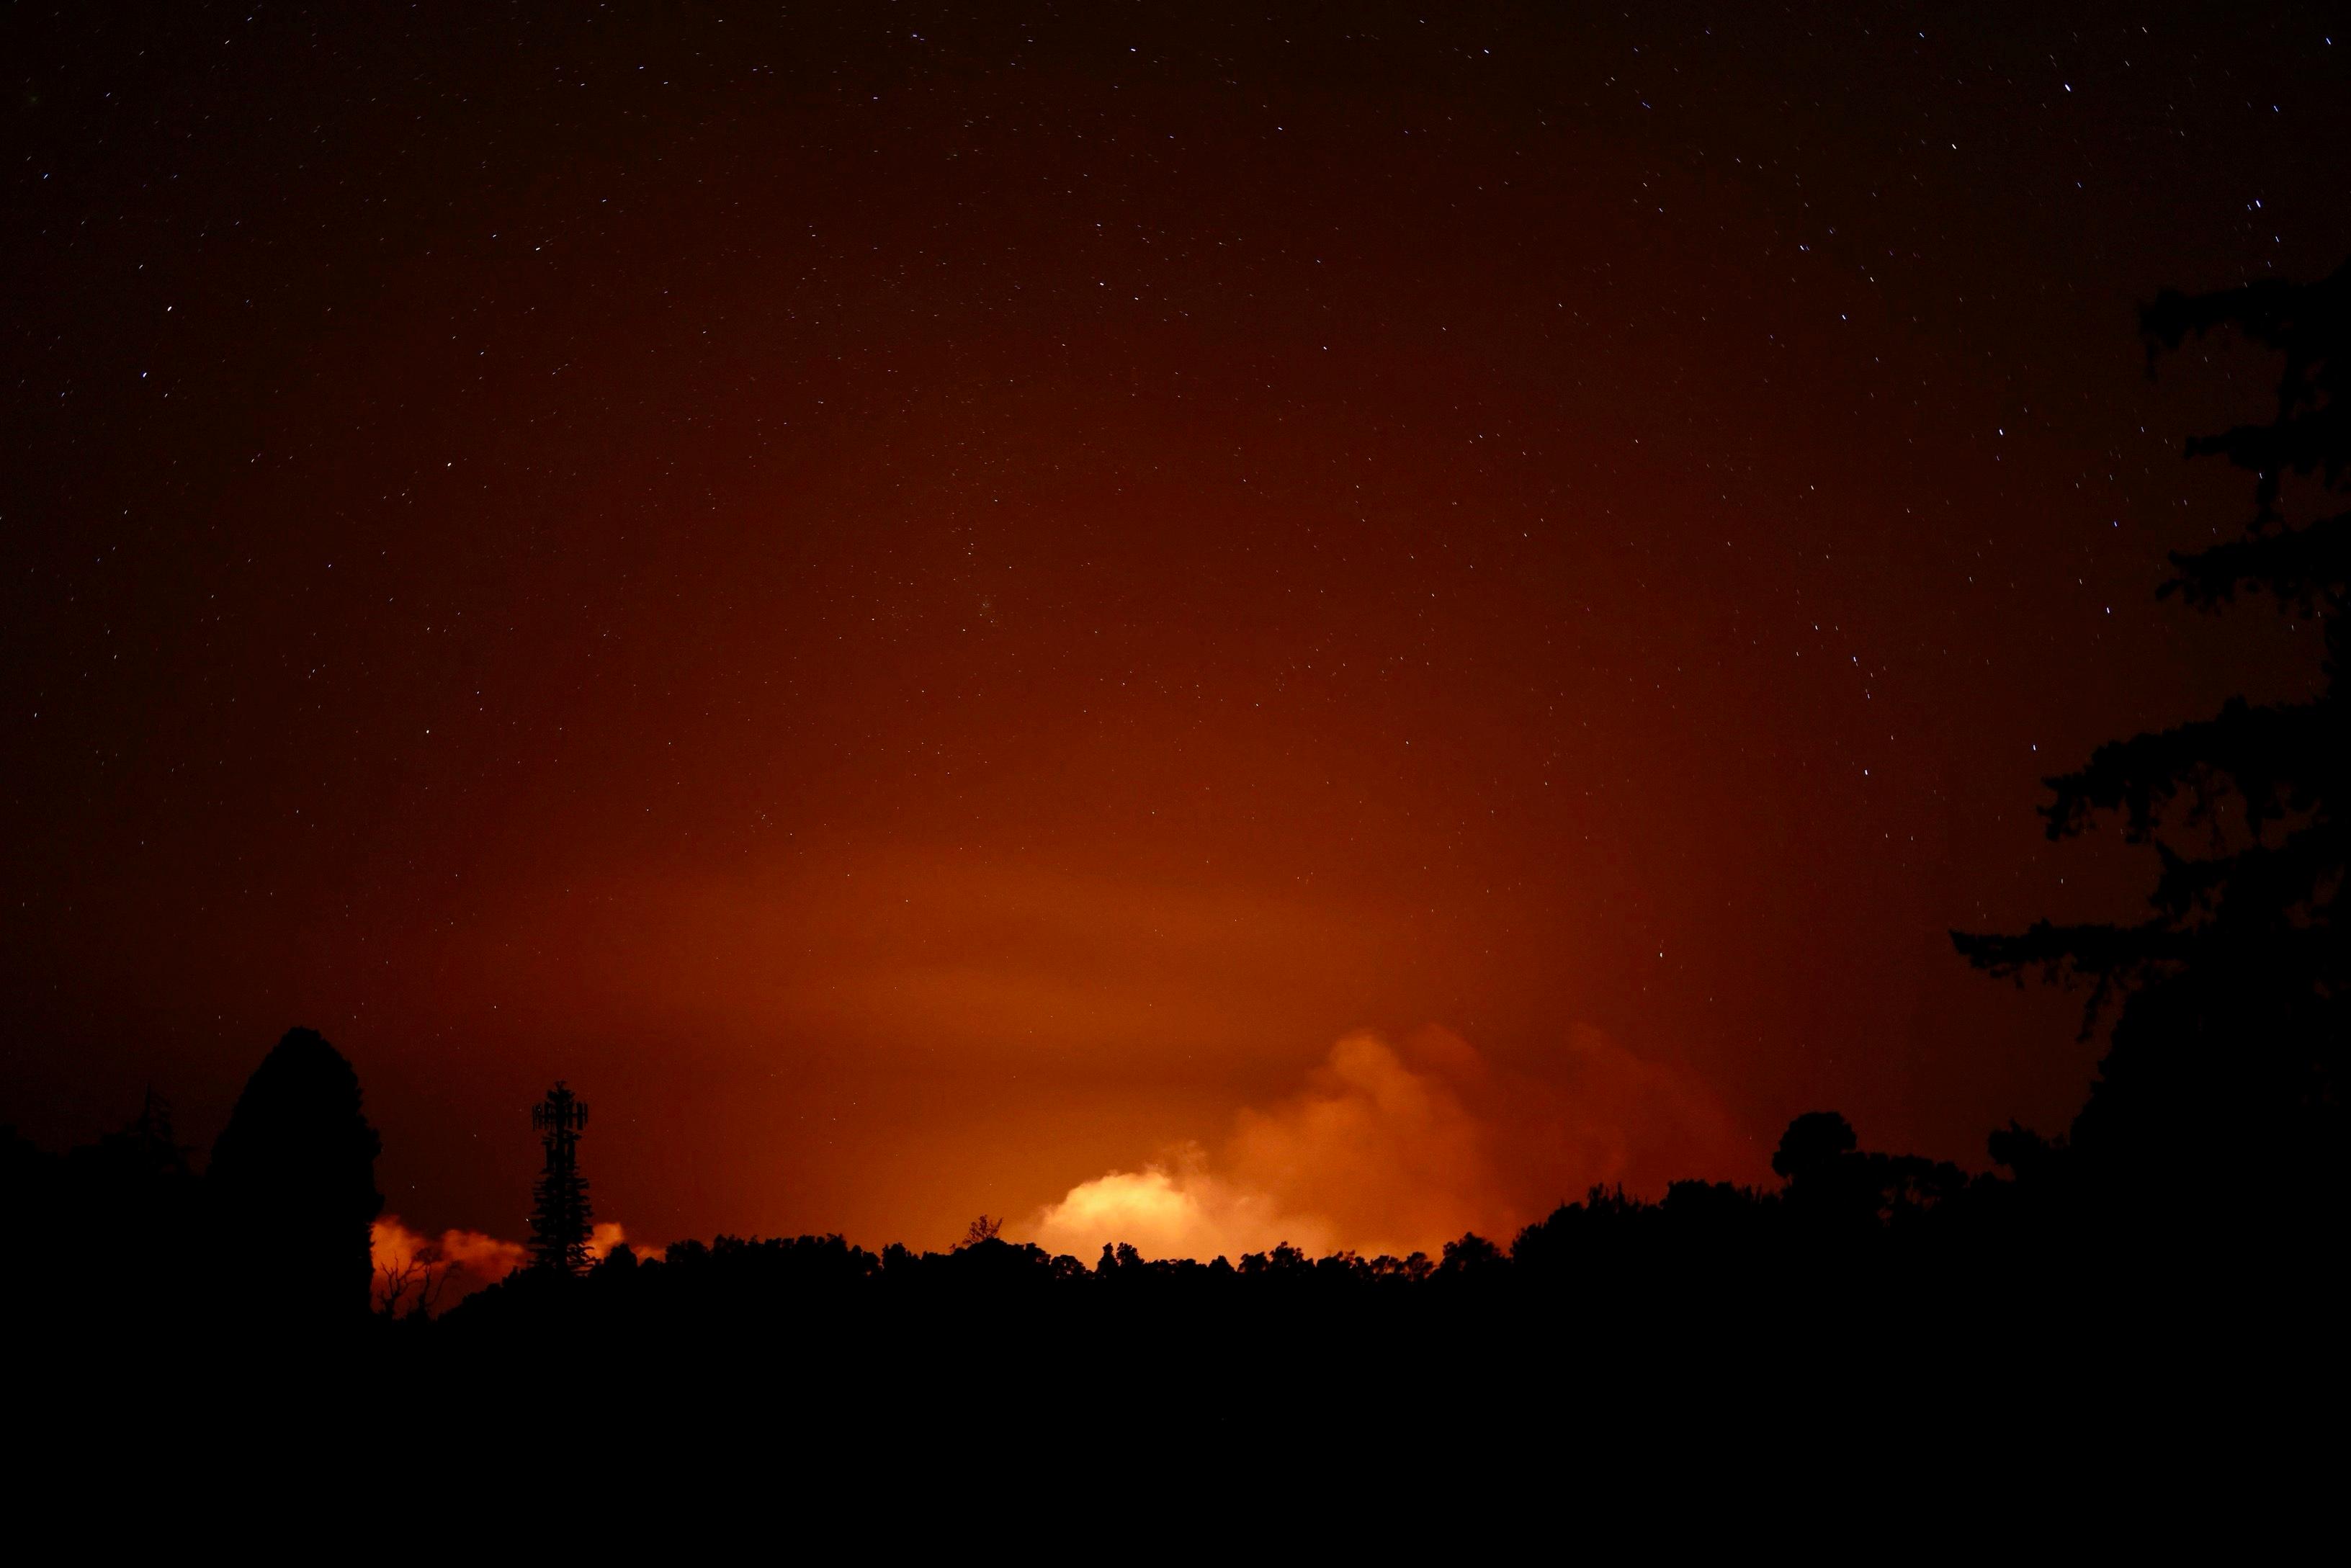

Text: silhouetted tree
xmin=1772 ymin=1111 xmax=1860 ymax=1184
xmin=527 ymin=1082 xmax=594 ymax=1275
xmin=375 ymin=1241 xmax=449 ymax=1320
xmin=1437 ymin=1232 xmax=1504 ymax=1277
xmin=209 ymin=1028 xmax=383 ymax=1322
xmin=960 ymin=1214 xmax=1003 ymax=1247
xmin=1955 ymin=261 xmax=2348 ymax=1228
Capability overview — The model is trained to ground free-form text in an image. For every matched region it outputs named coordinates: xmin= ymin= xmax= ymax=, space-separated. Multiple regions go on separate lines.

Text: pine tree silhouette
xmin=1954 ymin=261 xmax=2347 ymax=1219
xmin=528 ymin=1082 xmax=594 ymax=1275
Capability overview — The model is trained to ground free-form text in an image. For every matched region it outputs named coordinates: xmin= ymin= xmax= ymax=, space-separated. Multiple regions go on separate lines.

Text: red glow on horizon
xmin=4 ymin=6 xmax=2343 ymax=1256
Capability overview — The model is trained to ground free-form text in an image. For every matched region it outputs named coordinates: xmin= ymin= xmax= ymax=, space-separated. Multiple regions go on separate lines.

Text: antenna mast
xmin=528 ymin=1081 xmax=594 ymax=1275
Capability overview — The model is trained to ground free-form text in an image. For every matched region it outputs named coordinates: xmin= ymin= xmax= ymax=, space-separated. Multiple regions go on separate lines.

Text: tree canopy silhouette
xmin=1954 ymin=261 xmax=2347 ymax=1226
xmin=207 ymin=1027 xmax=384 ymax=1321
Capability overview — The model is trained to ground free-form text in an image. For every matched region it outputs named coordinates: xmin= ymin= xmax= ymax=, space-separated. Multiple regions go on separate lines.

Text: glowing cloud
xmin=370 ymin=1215 xmax=524 ymax=1311
xmin=588 ymin=1222 xmax=663 ymax=1263
xmin=370 ymin=1215 xmax=662 ymax=1312
xmin=1028 ymin=1152 xmax=1327 ymax=1261
xmin=1024 ymin=1026 xmax=1747 ymax=1261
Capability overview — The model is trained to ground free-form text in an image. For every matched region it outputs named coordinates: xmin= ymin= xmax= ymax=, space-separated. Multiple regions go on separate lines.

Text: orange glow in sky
xmin=6 ymin=6 xmax=2343 ymax=1258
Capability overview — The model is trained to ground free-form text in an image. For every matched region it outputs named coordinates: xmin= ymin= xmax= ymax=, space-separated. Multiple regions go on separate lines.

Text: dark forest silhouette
xmin=6 ymin=1027 xmax=382 ymax=1333
xmin=4 ymin=267 xmax=2342 ymax=1446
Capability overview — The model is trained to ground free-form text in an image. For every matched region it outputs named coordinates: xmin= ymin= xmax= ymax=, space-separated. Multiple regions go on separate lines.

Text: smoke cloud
xmin=1024 ymin=1026 xmax=1747 ymax=1261
xmin=370 ymin=1216 xmax=662 ymax=1312
xmin=369 ymin=1217 xmax=524 ymax=1310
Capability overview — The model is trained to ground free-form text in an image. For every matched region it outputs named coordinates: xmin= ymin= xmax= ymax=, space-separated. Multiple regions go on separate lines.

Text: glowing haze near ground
xmin=4 ymin=5 xmax=2346 ymax=1258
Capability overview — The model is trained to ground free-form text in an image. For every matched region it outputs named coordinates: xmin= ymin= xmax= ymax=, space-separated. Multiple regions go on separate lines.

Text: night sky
xmin=6 ymin=3 xmax=2345 ymax=1258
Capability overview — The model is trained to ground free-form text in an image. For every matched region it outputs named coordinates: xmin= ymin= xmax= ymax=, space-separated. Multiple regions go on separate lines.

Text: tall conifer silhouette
xmin=1956 ymin=261 xmax=2347 ymax=1216
xmin=528 ymin=1082 xmax=594 ymax=1275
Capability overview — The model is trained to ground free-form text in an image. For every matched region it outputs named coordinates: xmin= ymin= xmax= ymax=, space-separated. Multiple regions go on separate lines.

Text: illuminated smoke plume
xmin=1025 ymin=1026 xmax=1746 ymax=1261
xmin=370 ymin=1216 xmax=662 ymax=1312
xmin=369 ymin=1217 xmax=523 ymax=1311
xmin=587 ymin=1222 xmax=661 ymax=1263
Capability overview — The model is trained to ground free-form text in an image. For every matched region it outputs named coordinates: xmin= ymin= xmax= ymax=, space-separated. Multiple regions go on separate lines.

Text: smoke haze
xmin=1026 ymin=1027 xmax=1752 ymax=1260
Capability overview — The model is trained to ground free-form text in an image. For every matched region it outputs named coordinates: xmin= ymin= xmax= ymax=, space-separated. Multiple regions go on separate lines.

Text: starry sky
xmin=5 ymin=2 xmax=2346 ymax=1253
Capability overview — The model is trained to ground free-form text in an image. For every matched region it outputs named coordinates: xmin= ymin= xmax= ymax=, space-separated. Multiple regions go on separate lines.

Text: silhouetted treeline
xmin=2 ymin=1027 xmax=380 ymax=1340
xmin=7 ymin=1064 xmax=2252 ymax=1374
xmin=429 ymin=1093 xmax=2272 ymax=1350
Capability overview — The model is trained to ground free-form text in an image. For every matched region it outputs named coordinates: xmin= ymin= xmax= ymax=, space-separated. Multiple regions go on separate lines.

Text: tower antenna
xmin=528 ymin=1081 xmax=594 ymax=1275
